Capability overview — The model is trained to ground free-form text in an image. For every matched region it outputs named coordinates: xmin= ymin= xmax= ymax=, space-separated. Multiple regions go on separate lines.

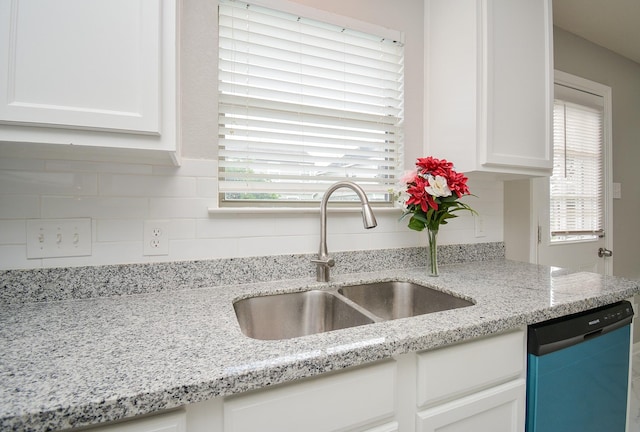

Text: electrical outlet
xmin=26 ymin=218 xmax=92 ymax=258
xmin=474 ymin=215 xmax=486 ymax=238
xmin=143 ymin=221 xmax=169 ymax=256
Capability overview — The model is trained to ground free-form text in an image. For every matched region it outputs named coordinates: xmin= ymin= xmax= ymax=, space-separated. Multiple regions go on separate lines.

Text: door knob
xmin=598 ymin=248 xmax=613 ymax=258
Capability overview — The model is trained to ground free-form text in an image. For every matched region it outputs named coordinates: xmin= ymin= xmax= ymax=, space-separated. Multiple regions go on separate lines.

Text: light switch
xmin=26 ymin=218 xmax=92 ymax=259
xmin=613 ymin=182 xmax=621 ymax=199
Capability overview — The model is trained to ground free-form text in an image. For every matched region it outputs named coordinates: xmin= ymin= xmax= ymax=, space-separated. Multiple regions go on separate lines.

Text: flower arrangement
xmin=398 ymin=157 xmax=476 ymax=275
xmin=399 ymin=157 xmax=475 ymax=231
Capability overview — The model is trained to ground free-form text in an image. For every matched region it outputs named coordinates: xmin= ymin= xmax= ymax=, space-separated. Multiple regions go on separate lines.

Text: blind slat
xmin=218 ymin=96 xmax=400 ymax=125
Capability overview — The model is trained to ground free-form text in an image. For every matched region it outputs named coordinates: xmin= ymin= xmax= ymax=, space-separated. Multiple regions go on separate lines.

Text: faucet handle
xmin=311 ymin=256 xmax=335 ymax=282
xmin=311 ymin=257 xmax=335 ymax=267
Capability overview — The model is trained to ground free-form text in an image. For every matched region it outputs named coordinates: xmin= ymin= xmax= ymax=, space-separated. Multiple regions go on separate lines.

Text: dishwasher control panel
xmin=528 ymin=300 xmax=634 ymax=356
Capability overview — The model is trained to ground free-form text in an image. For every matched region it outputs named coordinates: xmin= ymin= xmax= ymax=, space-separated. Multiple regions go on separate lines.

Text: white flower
xmin=425 ymin=174 xmax=452 ymax=197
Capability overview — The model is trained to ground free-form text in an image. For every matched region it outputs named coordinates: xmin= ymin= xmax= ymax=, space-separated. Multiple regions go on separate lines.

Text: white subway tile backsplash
xmin=0 ymin=220 xmax=26 ymax=244
xmin=0 ymin=158 xmax=45 ymax=171
xmin=0 ymin=245 xmax=39 ymax=268
xmin=272 ymin=216 xmax=317 ymax=236
xmin=171 ymin=237 xmax=239 ymax=260
xmin=197 ymin=217 xmax=276 ymax=239
xmin=196 ymin=177 xmax=218 ymax=197
xmin=78 ymin=241 xmax=145 ymax=266
xmin=369 ymin=230 xmax=424 ymax=249
xmin=41 ymin=254 xmax=100 ymax=269
xmin=371 ymin=214 xmax=408 ymax=234
xmin=99 ymin=173 xmax=197 ymax=197
xmin=45 ymin=160 xmax=153 ymax=175
xmin=42 ymin=196 xmax=149 ymax=219
xmin=0 ymin=171 xmax=97 ymax=195
xmin=153 ymin=158 xmax=217 ymax=177
xmin=0 ymin=157 xmax=505 ymax=270
xmin=168 ymin=219 xmax=197 ymax=239
xmin=237 ymin=234 xmax=316 ymax=257
xmin=324 ymin=232 xmax=375 ymax=253
xmin=96 ymin=219 xmax=144 ymax=242
xmin=150 ymin=197 xmax=213 ymax=219
xmin=0 ymin=195 xmax=40 ymax=219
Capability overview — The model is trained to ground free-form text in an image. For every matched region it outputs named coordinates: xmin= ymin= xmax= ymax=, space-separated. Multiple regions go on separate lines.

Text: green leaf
xmin=408 ymin=216 xmax=426 ymax=231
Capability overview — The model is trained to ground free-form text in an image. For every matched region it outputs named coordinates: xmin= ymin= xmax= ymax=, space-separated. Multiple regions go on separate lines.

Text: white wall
xmin=0 ymin=0 xmax=504 ymax=270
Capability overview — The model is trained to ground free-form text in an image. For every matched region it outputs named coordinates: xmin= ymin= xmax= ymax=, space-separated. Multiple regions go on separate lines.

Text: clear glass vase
xmin=427 ymin=228 xmax=439 ymax=277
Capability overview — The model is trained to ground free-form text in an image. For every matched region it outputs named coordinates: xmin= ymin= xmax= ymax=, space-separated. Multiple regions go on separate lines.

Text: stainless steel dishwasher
xmin=526 ymin=300 xmax=634 ymax=432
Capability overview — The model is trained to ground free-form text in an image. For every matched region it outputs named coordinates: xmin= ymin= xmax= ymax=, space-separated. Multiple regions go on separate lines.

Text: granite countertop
xmin=1 ymin=259 xmax=639 ymax=431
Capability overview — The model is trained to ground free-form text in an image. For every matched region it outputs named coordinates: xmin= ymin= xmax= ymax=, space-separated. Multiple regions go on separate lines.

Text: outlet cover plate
xmin=143 ymin=220 xmax=169 ymax=256
xmin=26 ymin=218 xmax=92 ymax=259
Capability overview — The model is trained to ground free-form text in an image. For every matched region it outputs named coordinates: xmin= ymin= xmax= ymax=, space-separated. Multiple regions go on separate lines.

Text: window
xmin=550 ymin=84 xmax=604 ymax=242
xmin=217 ymin=0 xmax=404 ymax=205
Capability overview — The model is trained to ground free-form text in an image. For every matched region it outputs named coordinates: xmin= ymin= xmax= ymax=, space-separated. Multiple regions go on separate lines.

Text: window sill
xmin=208 ymin=206 xmax=401 ymax=216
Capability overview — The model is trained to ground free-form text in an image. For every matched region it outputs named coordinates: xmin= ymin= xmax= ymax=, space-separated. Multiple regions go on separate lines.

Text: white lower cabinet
xmin=416 ymin=329 xmax=525 ymax=407
xmin=415 ymin=329 xmax=526 ymax=432
xmin=223 ymin=360 xmax=397 ymax=432
xmin=89 ymin=410 xmax=186 ymax=432
xmin=416 ymin=380 xmax=526 ymax=432
xmin=185 ymin=329 xmax=526 ymax=432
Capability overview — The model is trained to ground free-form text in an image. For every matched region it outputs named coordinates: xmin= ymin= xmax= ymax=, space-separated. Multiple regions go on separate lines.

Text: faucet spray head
xmin=361 ymin=203 xmax=378 ymax=229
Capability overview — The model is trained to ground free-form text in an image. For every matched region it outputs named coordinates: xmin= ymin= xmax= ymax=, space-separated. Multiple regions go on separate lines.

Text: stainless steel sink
xmin=338 ymin=281 xmax=473 ymax=320
xmin=234 ymin=281 xmax=474 ymax=340
xmin=234 ymin=290 xmax=374 ymax=340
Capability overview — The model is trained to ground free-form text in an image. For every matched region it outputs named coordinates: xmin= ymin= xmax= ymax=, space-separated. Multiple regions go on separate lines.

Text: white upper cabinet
xmin=0 ymin=0 xmax=179 ymax=164
xmin=425 ymin=0 xmax=553 ymax=176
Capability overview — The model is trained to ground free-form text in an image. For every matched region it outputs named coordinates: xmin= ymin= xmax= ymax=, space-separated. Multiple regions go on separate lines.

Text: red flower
xmin=406 ymin=175 xmax=439 ymax=211
xmin=447 ymin=170 xmax=470 ymax=198
xmin=416 ymin=157 xmax=453 ymax=177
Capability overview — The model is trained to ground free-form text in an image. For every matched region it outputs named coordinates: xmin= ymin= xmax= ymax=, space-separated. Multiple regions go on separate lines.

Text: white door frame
xmin=532 ymin=70 xmax=613 ymax=274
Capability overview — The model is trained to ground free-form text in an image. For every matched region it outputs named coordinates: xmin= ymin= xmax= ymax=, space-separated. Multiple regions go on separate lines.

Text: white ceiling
xmin=553 ymin=0 xmax=640 ymax=64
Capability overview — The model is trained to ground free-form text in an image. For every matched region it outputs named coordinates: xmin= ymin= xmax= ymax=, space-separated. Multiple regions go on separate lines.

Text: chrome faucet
xmin=312 ymin=181 xmax=377 ymax=282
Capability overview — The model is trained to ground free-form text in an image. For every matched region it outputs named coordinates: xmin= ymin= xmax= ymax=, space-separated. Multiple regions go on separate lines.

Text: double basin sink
xmin=234 ymin=281 xmax=474 ymax=340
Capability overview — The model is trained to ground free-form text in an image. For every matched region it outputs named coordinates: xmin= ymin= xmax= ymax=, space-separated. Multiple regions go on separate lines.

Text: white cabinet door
xmin=0 ymin=0 xmax=179 ymax=163
xmin=0 ymin=0 xmax=160 ymax=133
xmin=425 ymin=0 xmax=553 ymax=177
xmin=481 ymin=0 xmax=552 ymax=172
xmin=416 ymin=330 xmax=525 ymax=407
xmin=416 ymin=380 xmax=526 ymax=432
xmin=223 ymin=361 xmax=397 ymax=432
xmin=91 ymin=410 xmax=186 ymax=432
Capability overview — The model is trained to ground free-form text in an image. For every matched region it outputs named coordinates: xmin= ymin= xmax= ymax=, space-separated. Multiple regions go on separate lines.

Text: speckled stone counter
xmin=1 ymin=249 xmax=638 ymax=431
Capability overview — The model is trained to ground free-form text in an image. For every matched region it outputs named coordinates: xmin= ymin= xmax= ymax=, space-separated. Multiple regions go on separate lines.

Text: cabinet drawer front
xmin=417 ymin=330 xmax=525 ymax=407
xmin=90 ymin=410 xmax=186 ymax=432
xmin=224 ymin=361 xmax=397 ymax=432
xmin=416 ymin=379 xmax=526 ymax=432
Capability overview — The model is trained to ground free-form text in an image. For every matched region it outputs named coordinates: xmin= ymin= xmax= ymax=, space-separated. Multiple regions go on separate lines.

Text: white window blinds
xmin=217 ymin=0 xmax=404 ymax=203
xmin=550 ymin=84 xmax=604 ymax=241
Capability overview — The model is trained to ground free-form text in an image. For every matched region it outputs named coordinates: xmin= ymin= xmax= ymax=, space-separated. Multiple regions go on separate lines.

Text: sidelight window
xmin=550 ymin=85 xmax=604 ymax=242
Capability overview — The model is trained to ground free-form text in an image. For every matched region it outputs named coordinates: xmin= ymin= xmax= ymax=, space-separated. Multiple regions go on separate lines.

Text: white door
xmin=534 ymin=71 xmax=613 ymax=275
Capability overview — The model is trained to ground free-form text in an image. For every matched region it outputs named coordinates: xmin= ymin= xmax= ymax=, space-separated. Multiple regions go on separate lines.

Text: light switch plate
xmin=26 ymin=218 xmax=92 ymax=259
xmin=613 ymin=182 xmax=621 ymax=199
